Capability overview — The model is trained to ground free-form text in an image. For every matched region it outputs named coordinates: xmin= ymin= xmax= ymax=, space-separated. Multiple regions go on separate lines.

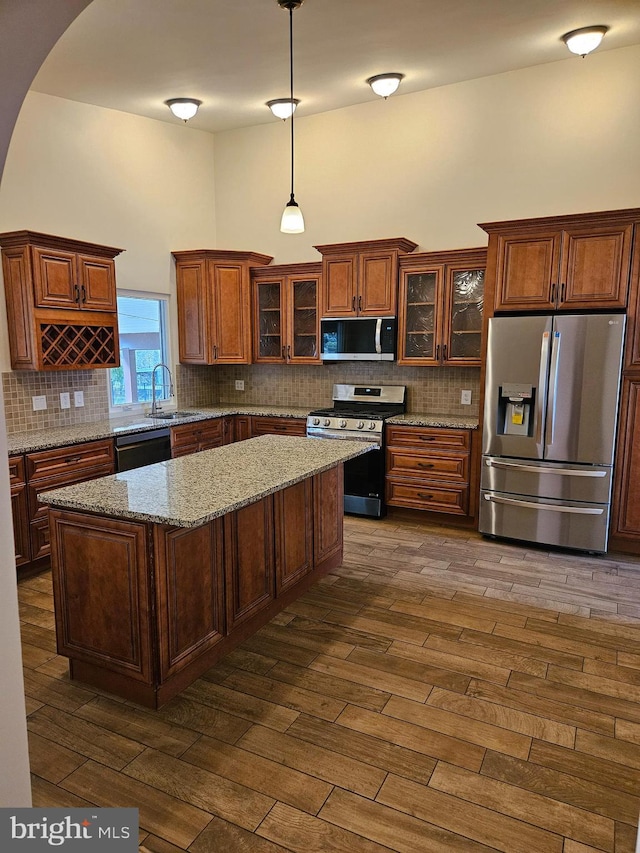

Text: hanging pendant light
xmin=277 ymin=0 xmax=305 ymax=234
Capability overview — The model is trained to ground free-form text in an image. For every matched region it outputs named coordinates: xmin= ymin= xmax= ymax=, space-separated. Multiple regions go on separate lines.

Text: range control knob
xmin=357 ymin=421 xmax=365 ymax=429
xmin=324 ymin=418 xmax=331 ymax=427
xmin=339 ymin=419 xmax=347 ymax=428
xmin=368 ymin=421 xmax=377 ymax=430
xmin=312 ymin=417 xmax=320 ymax=426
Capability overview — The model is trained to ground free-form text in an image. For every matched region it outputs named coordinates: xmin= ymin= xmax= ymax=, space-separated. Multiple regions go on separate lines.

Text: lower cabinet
xmin=385 ymin=425 xmax=472 ymax=516
xmin=234 ymin=415 xmax=252 ymax=442
xmin=171 ymin=418 xmax=224 ymax=457
xmin=611 ymin=377 xmax=640 ymax=548
xmin=9 ymin=455 xmax=30 ymax=567
xmin=250 ymin=416 xmax=307 ymax=437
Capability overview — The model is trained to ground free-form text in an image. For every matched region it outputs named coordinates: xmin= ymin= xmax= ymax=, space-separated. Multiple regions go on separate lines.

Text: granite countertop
xmin=386 ymin=412 xmax=479 ymax=429
xmin=40 ymin=435 xmax=376 ymax=528
xmin=7 ymin=405 xmax=313 ymax=455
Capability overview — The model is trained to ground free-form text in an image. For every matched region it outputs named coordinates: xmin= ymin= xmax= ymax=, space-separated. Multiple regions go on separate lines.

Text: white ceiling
xmin=32 ymin=0 xmax=640 ymax=134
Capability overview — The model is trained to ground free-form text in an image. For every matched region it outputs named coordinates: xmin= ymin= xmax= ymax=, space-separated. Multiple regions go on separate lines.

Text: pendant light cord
xmin=289 ymin=5 xmax=295 ymax=200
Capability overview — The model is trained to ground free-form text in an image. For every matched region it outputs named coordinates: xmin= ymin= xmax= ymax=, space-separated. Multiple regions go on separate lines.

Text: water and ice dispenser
xmin=496 ymin=383 xmax=535 ymax=437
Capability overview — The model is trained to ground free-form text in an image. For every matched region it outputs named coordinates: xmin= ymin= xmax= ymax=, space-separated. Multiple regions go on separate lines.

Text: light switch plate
xmin=60 ymin=392 xmax=71 ymax=409
xmin=235 ymin=380 xmax=245 ymax=391
xmin=74 ymin=390 xmax=84 ymax=407
xmin=32 ymin=395 xmax=47 ymax=411
xmin=461 ymin=389 xmax=472 ymax=405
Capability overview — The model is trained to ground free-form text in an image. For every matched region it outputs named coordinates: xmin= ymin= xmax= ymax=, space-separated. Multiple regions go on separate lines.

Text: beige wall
xmin=0 ymin=92 xmax=217 ymax=373
xmin=213 ymin=44 xmax=640 ymax=263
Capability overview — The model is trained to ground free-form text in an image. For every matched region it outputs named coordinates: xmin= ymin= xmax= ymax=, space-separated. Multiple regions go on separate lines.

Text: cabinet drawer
xmin=251 ymin=417 xmax=307 ymax=437
xmin=28 ymin=465 xmax=114 ymax=520
xmin=9 ymin=454 xmax=25 ymax=486
xmin=386 ymin=479 xmax=469 ymax=515
xmin=386 ymin=425 xmax=470 ymax=451
xmin=27 ymin=439 xmax=114 ymax=481
xmin=171 ymin=418 xmax=223 ymax=455
xmin=386 ymin=449 xmax=469 ymax=483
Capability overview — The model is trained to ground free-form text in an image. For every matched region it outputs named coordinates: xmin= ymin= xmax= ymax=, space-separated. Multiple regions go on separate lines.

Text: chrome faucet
xmin=149 ymin=362 xmax=174 ymax=417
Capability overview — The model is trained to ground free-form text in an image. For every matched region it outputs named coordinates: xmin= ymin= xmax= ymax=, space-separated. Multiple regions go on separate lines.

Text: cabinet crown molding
xmin=479 ymin=207 xmax=640 ymax=235
xmin=314 ymin=237 xmax=418 ymax=256
xmin=171 ymin=248 xmax=273 ymax=266
xmin=0 ymin=230 xmax=124 ymax=258
xmin=399 ymin=246 xmax=487 ymax=268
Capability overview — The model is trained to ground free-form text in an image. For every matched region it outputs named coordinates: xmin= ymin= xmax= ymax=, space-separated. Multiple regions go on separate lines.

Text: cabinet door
xmin=77 ymin=255 xmax=117 ymax=312
xmin=559 ymin=225 xmax=633 ymax=310
xmin=224 ymin=496 xmax=274 ymax=631
xmin=397 ymin=267 xmax=443 ymax=365
xmin=358 ymin=249 xmax=397 ymax=315
xmin=288 ymin=276 xmax=320 ymax=363
xmin=210 ymin=262 xmax=251 ymax=363
xmin=255 ymin=278 xmax=285 ymax=362
xmin=197 ymin=418 xmax=225 ymax=451
xmin=612 ymin=377 xmax=640 ymax=537
xmin=176 ymin=260 xmax=210 ymax=364
xmin=313 ymin=465 xmax=343 ymax=567
xmin=234 ymin=416 xmax=252 ymax=442
xmin=322 ymin=256 xmax=356 ymax=316
xmin=222 ymin=416 xmax=235 ymax=445
xmin=443 ymin=265 xmax=485 ymax=365
xmin=11 ymin=484 xmax=30 ymax=567
xmin=494 ymin=232 xmax=561 ymax=312
xmin=275 ymin=479 xmax=313 ymax=593
xmin=32 ymin=246 xmax=78 ymax=309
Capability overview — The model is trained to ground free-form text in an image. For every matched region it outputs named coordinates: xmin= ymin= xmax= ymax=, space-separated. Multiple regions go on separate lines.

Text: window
xmin=109 ymin=293 xmax=171 ymax=410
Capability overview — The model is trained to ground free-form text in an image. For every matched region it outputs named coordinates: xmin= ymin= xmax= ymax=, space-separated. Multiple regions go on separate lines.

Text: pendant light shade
xmin=267 ymin=98 xmax=300 ymax=120
xmin=562 ymin=26 xmax=608 ymax=57
xmin=277 ymin=0 xmax=305 ymax=233
xmin=367 ymin=73 xmax=404 ymax=99
xmin=165 ymin=98 xmax=202 ymax=121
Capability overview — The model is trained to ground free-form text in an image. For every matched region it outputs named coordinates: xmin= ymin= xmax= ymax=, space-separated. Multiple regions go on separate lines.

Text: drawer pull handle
xmin=65 ymin=455 xmax=82 ymax=463
xmin=418 ymin=492 xmax=434 ymax=500
xmin=417 ymin=462 xmax=434 ymax=468
xmin=419 ymin=436 xmax=436 ymax=441
xmin=274 ymin=425 xmax=286 ymax=431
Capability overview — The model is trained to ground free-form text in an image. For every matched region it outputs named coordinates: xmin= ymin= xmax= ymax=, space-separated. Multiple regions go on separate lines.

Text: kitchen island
xmin=40 ymin=435 xmax=375 ymax=708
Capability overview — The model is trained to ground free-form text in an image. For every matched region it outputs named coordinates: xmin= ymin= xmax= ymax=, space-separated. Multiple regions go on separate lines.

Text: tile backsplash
xmin=3 ymin=361 xmax=480 ymax=434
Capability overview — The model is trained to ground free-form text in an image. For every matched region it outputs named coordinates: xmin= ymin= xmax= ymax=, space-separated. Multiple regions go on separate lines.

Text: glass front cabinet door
xmin=256 ymin=278 xmax=284 ymax=361
xmin=398 ymin=249 xmax=486 ymax=367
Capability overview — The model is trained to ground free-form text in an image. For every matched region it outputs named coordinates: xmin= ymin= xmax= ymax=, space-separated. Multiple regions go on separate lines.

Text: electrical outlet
xmin=32 ymin=395 xmax=47 ymax=411
xmin=74 ymin=390 xmax=84 ymax=407
xmin=60 ymin=392 xmax=71 ymax=409
xmin=460 ymin=389 xmax=472 ymax=405
xmin=235 ymin=380 xmax=245 ymax=391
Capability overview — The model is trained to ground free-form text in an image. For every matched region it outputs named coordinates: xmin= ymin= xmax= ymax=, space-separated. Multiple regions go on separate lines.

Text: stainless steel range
xmin=306 ymin=384 xmax=406 ymax=517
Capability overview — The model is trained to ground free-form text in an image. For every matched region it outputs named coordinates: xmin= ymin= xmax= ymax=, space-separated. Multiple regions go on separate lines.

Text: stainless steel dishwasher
xmin=114 ymin=427 xmax=172 ymax=472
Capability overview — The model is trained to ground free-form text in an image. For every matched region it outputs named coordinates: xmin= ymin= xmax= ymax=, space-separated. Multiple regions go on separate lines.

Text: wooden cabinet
xmin=0 ymin=231 xmax=122 ymax=370
xmin=234 ymin=416 xmax=252 ymax=442
xmin=170 ymin=418 xmax=224 ymax=458
xmin=275 ymin=480 xmax=313 ymax=593
xmin=386 ymin=426 xmax=472 ymax=516
xmin=611 ymin=378 xmax=640 ymax=544
xmin=9 ymin=455 xmax=30 ymax=568
xmin=315 ymin=238 xmax=417 ymax=317
xmin=173 ymin=249 xmax=272 ymax=365
xmin=252 ymin=262 xmax=321 ymax=363
xmin=479 ymin=211 xmax=639 ymax=313
xmin=398 ymin=248 xmax=486 ymax=366
xmin=250 ymin=416 xmax=307 ymax=437
xmin=25 ymin=438 xmax=115 ymax=563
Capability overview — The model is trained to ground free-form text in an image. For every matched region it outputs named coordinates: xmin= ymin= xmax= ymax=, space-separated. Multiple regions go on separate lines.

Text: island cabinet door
xmin=313 ymin=465 xmax=344 ymax=567
xmin=49 ymin=511 xmax=153 ymax=684
xmin=274 ymin=479 xmax=313 ymax=594
xmin=154 ymin=520 xmax=225 ymax=682
xmin=224 ymin=495 xmax=275 ymax=631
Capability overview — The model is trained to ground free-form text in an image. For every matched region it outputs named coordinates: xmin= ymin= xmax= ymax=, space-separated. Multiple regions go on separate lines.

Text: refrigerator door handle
xmin=535 ymin=331 xmax=551 ymax=445
xmin=485 ymin=459 xmax=607 ymax=478
xmin=546 ymin=331 xmax=561 ymax=446
xmin=483 ymin=494 xmax=604 ymax=515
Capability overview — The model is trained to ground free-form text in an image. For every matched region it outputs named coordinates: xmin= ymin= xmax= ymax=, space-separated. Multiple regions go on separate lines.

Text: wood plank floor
xmin=19 ymin=514 xmax=640 ymax=852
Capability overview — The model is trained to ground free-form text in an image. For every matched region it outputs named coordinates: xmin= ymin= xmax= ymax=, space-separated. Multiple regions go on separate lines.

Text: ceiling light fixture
xmin=266 ymin=98 xmax=300 ymax=120
xmin=367 ymin=72 xmax=405 ymax=99
xmin=165 ymin=98 xmax=202 ymax=122
xmin=278 ymin=0 xmax=305 ymax=234
xmin=562 ymin=25 xmax=608 ymax=57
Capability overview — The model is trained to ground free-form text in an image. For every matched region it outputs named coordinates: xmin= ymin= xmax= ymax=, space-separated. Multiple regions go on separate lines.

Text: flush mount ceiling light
xmin=164 ymin=98 xmax=202 ymax=122
xmin=562 ymin=25 xmax=609 ymax=57
xmin=367 ymin=72 xmax=405 ymax=99
xmin=277 ymin=0 xmax=305 ymax=234
xmin=266 ymin=98 xmax=300 ymax=120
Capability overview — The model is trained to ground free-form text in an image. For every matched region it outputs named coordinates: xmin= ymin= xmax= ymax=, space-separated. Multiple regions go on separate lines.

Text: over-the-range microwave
xmin=320 ymin=316 xmax=397 ymax=362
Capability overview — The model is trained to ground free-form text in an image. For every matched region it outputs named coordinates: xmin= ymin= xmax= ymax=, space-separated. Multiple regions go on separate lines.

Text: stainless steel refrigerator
xmin=479 ymin=313 xmax=626 ymax=552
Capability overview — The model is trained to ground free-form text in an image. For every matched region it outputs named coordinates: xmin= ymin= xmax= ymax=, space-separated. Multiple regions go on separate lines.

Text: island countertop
xmin=40 ymin=434 xmax=375 ymax=528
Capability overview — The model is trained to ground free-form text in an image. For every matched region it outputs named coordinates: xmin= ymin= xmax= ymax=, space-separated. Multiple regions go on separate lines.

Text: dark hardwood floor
xmin=19 ymin=514 xmax=640 ymax=852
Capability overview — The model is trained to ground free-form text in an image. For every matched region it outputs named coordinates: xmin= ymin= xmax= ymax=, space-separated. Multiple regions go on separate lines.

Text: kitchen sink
xmin=146 ymin=411 xmax=197 ymax=420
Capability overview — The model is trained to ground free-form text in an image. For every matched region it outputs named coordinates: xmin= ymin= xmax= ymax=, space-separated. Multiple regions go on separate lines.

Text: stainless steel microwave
xmin=320 ymin=316 xmax=397 ymax=361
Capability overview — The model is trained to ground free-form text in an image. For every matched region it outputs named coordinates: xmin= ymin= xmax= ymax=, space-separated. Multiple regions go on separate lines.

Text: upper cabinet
xmin=398 ymin=248 xmax=486 ymax=366
xmin=480 ymin=210 xmax=640 ymax=313
xmin=173 ymin=249 xmax=273 ymax=365
xmin=252 ymin=262 xmax=322 ymax=364
xmin=315 ymin=238 xmax=417 ymax=317
xmin=0 ymin=230 xmax=123 ymax=370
